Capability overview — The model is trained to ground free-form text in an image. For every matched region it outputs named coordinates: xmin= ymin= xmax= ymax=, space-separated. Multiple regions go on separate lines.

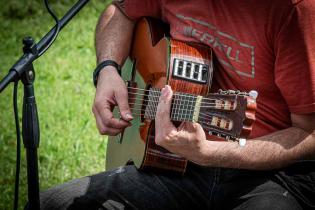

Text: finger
xmin=115 ymin=86 xmax=133 ymax=122
xmin=178 ymin=122 xmax=196 ymax=132
xmin=94 ymin=100 xmax=131 ymax=129
xmin=93 ymin=108 xmax=122 ymax=135
xmin=102 ymin=127 xmax=123 ymax=136
xmin=156 ymin=85 xmax=175 ymax=129
xmin=193 ymin=122 xmax=206 ymax=138
xmin=101 ymin=108 xmax=131 ymax=129
xmin=180 ymin=122 xmax=206 ymax=140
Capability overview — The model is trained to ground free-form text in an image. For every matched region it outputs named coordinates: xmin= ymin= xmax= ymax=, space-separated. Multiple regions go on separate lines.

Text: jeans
xmin=38 ymin=161 xmax=315 ymax=210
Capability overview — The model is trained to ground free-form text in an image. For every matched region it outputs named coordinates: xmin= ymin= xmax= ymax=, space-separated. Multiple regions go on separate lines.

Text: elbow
xmin=97 ymin=5 xmax=116 ymax=30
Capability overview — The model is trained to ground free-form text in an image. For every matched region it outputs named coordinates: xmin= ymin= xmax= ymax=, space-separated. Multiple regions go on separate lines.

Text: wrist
xmin=96 ymin=66 xmax=122 ymax=89
xmin=98 ymin=66 xmax=120 ymax=77
xmin=93 ymin=60 xmax=121 ymax=87
xmin=196 ymin=141 xmax=212 ymax=166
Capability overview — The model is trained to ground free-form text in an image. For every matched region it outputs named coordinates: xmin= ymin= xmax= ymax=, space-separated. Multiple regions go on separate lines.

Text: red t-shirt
xmin=114 ymin=0 xmax=315 ymax=138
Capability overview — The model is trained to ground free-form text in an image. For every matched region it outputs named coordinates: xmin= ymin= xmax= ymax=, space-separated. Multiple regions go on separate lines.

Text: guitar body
xmin=106 ymin=18 xmax=257 ymax=174
xmin=106 ymin=18 xmax=213 ymax=174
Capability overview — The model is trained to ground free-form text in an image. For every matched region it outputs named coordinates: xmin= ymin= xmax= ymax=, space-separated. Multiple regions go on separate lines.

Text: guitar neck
xmin=143 ymin=88 xmax=202 ymax=122
xmin=140 ymin=88 xmax=243 ymax=139
xmin=128 ymin=86 xmax=253 ymax=140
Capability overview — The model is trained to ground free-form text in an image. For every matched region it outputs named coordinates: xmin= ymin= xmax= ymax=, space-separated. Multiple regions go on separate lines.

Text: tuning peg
xmin=208 ymin=131 xmax=212 ymax=135
xmin=238 ymin=138 xmax=247 ymax=147
xmin=217 ymin=133 xmax=221 ymax=138
xmin=249 ymin=90 xmax=258 ymax=100
xmin=225 ymin=136 xmax=230 ymax=140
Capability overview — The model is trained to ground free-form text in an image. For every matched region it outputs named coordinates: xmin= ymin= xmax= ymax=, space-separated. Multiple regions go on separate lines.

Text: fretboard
xmin=144 ymin=88 xmax=201 ymax=122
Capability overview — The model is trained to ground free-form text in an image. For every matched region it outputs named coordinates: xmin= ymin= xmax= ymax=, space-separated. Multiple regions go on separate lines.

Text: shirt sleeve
xmin=112 ymin=0 xmax=162 ymax=21
xmin=274 ymin=0 xmax=315 ymax=114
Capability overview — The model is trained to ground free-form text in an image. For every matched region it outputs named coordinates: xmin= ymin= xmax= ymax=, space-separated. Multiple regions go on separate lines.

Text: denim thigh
xmin=40 ymin=164 xmax=213 ymax=210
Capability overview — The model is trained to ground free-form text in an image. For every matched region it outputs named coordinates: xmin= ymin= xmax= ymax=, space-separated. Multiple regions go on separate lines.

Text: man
xmin=40 ymin=0 xmax=315 ymax=209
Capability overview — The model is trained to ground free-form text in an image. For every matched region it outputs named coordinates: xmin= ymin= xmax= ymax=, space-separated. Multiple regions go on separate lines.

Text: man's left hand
xmin=155 ymin=85 xmax=208 ymax=165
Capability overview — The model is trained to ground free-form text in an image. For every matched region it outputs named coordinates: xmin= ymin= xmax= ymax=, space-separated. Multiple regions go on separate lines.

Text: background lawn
xmin=0 ymin=0 xmax=111 ymax=209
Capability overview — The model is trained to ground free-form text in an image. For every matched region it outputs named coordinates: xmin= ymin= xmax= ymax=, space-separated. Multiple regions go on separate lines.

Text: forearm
xmin=95 ymin=4 xmax=135 ymax=65
xmin=202 ymin=127 xmax=315 ymax=170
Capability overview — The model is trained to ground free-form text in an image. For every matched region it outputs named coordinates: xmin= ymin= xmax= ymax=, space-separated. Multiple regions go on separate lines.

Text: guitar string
xmin=126 ymin=106 xmax=222 ymax=122
xmin=127 ymin=101 xmax=217 ymax=117
xmin=128 ymin=102 xmax=194 ymax=119
xmin=127 ymin=87 xmax=234 ymax=108
xmin=129 ymin=96 xmax=195 ymax=121
xmin=127 ymin=89 xmax=228 ymax=105
xmin=118 ymin=109 xmax=216 ymax=124
xmin=123 ymin=89 xmax=234 ymax=136
xmin=127 ymin=87 xmax=237 ymax=105
xmin=116 ymin=110 xmax=230 ymax=134
xmin=127 ymin=87 xmax=237 ymax=118
xmin=128 ymin=96 xmax=232 ymax=109
xmin=128 ymin=92 xmax=230 ymax=108
xmin=127 ymin=94 xmax=232 ymax=119
xmin=126 ymin=86 xmax=231 ymax=104
xmin=126 ymin=87 xmax=235 ymax=121
xmin=127 ymin=92 xmax=232 ymax=117
xmin=125 ymin=110 xmax=214 ymax=122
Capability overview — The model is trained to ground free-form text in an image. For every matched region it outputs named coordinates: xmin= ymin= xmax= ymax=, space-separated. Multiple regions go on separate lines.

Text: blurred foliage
xmin=1 ymin=0 xmax=94 ymax=19
xmin=0 ymin=0 xmax=112 ymax=209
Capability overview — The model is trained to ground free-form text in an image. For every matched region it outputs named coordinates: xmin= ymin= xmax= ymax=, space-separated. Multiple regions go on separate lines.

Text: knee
xmin=243 ymin=193 xmax=302 ymax=210
xmin=40 ymin=177 xmax=91 ymax=210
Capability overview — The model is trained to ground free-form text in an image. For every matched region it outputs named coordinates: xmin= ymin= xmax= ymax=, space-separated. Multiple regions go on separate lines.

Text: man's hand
xmin=155 ymin=85 xmax=208 ymax=165
xmin=92 ymin=67 xmax=133 ymax=136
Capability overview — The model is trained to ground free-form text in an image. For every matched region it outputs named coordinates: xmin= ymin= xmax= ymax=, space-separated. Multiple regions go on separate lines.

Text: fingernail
xmin=125 ymin=113 xmax=133 ymax=120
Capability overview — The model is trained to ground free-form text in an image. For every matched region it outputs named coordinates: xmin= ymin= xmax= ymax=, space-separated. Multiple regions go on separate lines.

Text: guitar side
xmin=106 ymin=61 xmax=147 ymax=171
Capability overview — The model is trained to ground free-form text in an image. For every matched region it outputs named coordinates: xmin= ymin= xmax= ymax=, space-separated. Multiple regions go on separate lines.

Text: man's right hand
xmin=92 ymin=66 xmax=133 ymax=136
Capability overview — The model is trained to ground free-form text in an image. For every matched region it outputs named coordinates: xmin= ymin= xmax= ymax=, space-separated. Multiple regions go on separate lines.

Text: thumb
xmin=115 ymin=87 xmax=133 ymax=121
xmin=156 ymin=85 xmax=173 ymax=124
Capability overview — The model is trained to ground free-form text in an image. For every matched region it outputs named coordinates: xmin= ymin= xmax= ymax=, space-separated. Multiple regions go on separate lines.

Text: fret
xmin=184 ymin=93 xmax=195 ymax=122
xmin=144 ymin=88 xmax=197 ymax=122
xmin=186 ymin=94 xmax=193 ymax=121
xmin=171 ymin=92 xmax=197 ymax=122
xmin=181 ymin=94 xmax=188 ymax=121
xmin=179 ymin=93 xmax=184 ymax=121
xmin=189 ymin=95 xmax=195 ymax=121
xmin=170 ymin=93 xmax=178 ymax=120
xmin=172 ymin=93 xmax=181 ymax=121
xmin=153 ymin=88 xmax=160 ymax=119
xmin=192 ymin=96 xmax=202 ymax=122
xmin=144 ymin=88 xmax=157 ymax=119
xmin=148 ymin=89 xmax=154 ymax=119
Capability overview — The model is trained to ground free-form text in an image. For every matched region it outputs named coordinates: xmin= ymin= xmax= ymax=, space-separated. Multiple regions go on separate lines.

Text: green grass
xmin=0 ymin=0 xmax=111 ymax=209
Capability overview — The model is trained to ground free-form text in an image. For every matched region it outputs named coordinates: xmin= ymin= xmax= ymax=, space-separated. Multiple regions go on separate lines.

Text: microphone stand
xmin=0 ymin=1 xmax=90 ymax=209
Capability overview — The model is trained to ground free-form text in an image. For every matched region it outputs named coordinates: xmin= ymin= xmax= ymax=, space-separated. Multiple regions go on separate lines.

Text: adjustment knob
xmin=23 ymin=36 xmax=34 ymax=47
xmin=249 ymin=90 xmax=258 ymax=100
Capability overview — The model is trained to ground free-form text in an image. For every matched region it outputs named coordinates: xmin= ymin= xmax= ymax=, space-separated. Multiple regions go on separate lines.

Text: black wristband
xmin=93 ymin=60 xmax=122 ymax=87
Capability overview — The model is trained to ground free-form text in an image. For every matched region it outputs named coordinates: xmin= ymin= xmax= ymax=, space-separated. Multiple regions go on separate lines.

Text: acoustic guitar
xmin=106 ymin=18 xmax=257 ymax=174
